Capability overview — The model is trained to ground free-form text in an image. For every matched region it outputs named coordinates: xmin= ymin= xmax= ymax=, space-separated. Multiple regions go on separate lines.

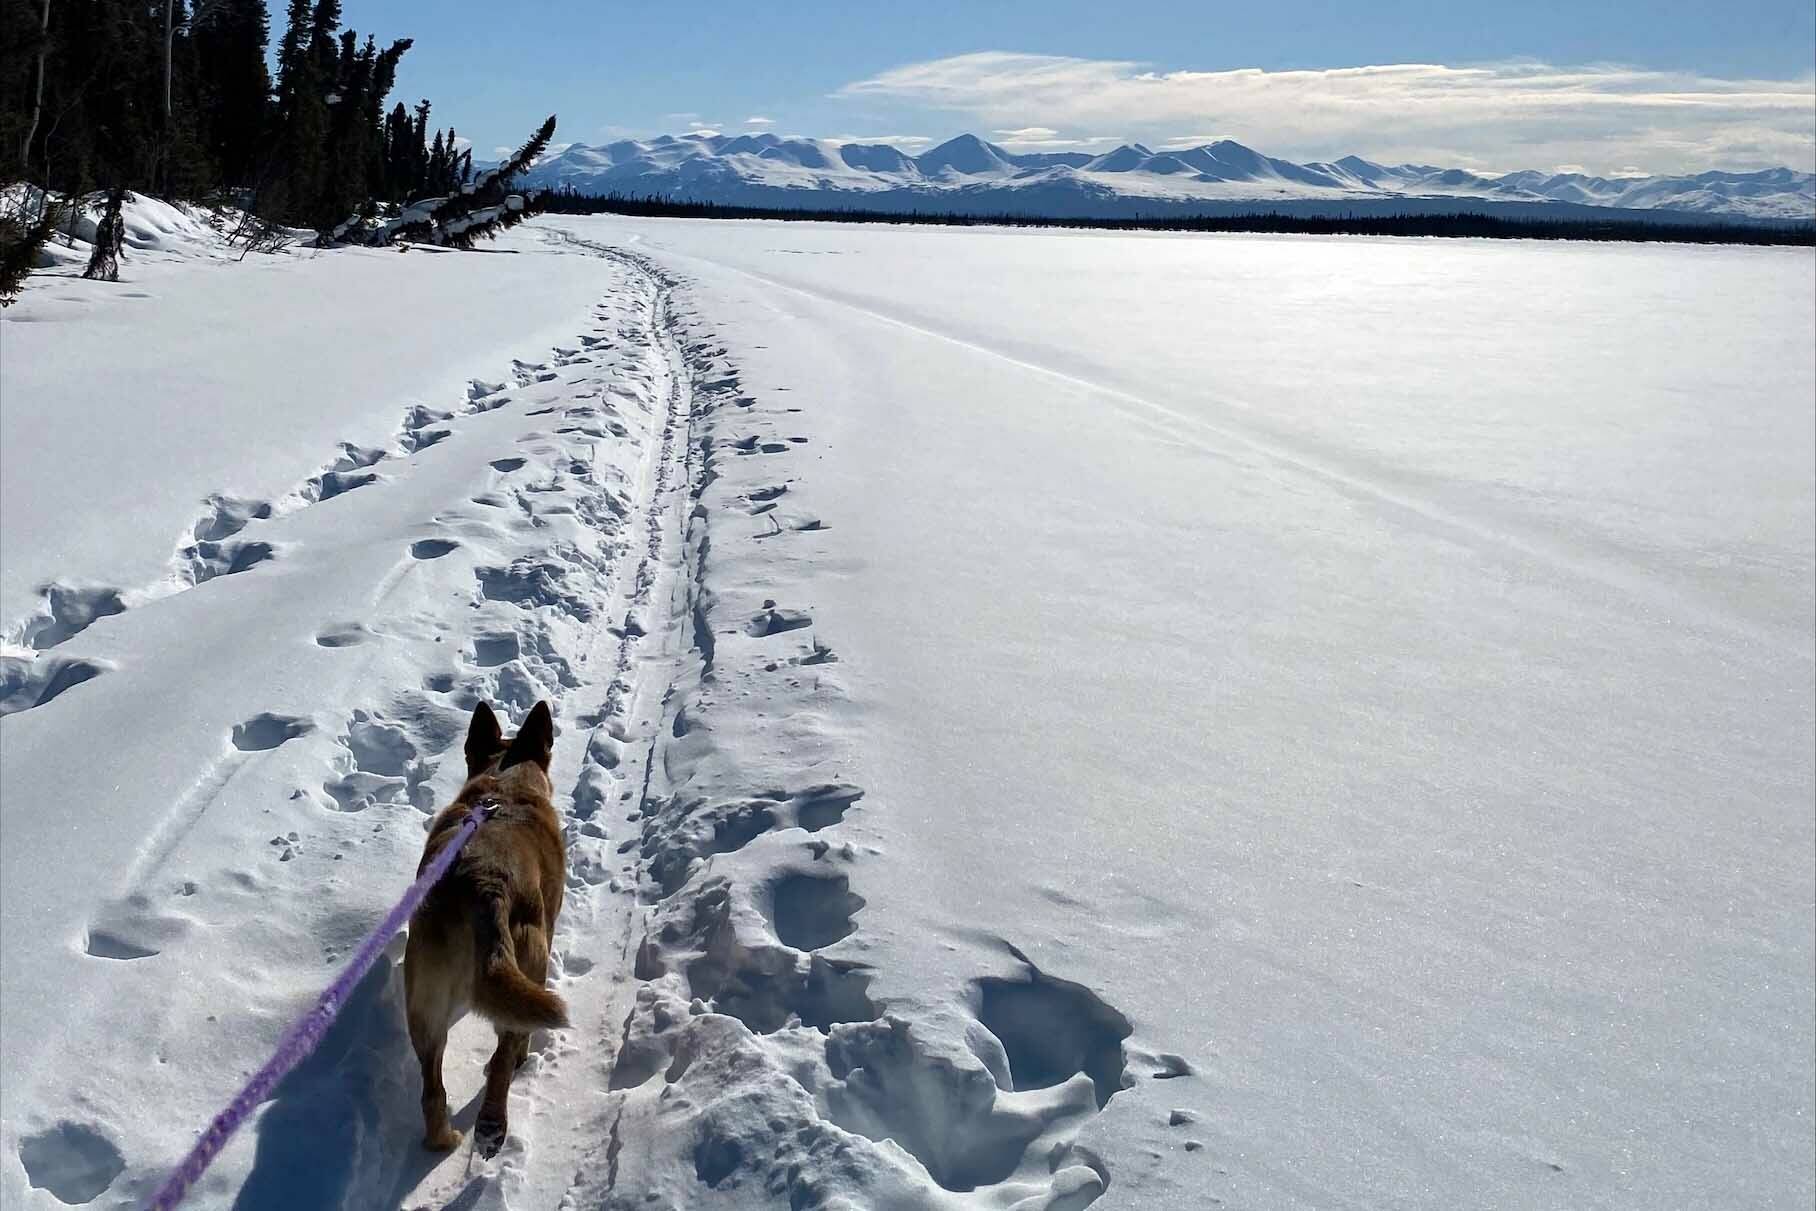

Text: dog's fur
xmin=404 ymin=700 xmax=567 ymax=1155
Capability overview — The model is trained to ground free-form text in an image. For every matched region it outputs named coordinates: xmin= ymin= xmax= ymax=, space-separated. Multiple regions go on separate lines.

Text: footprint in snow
xmin=191 ymin=493 xmax=273 ymax=543
xmin=797 ymin=640 xmax=838 ymax=667
xmin=731 ymin=434 xmax=790 ymax=456
xmin=746 ymin=483 xmax=788 ymax=506
xmin=0 ymin=654 xmax=110 ymax=718
xmin=410 ymin=538 xmax=460 ymax=560
xmin=470 ymin=632 xmax=520 ymax=667
xmin=768 ymin=873 xmax=866 ymax=952
xmin=321 ymin=712 xmax=430 ymax=812
xmin=179 ymin=538 xmax=275 ymax=586
xmin=17 ymin=1121 xmax=125 ymax=1204
xmin=231 ymin=712 xmax=315 ymax=751
xmin=84 ymin=929 xmax=160 ymax=961
xmin=792 ymin=784 xmax=863 ymax=831
xmin=8 ymin=583 xmax=126 ymax=651
xmin=746 ymin=601 xmax=812 ymax=637
xmin=755 ymin=516 xmax=829 ymax=540
xmin=401 ymin=427 xmax=450 ymax=453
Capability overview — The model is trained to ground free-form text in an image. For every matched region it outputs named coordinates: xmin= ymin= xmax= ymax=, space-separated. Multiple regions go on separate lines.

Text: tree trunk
xmin=164 ymin=0 xmax=175 ymax=117
xmin=19 ymin=0 xmax=51 ymax=174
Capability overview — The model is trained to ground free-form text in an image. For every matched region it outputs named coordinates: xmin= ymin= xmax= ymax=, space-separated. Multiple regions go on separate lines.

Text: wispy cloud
xmin=745 ymin=115 xmax=776 ymax=126
xmin=839 ymin=52 xmax=1816 ymax=173
xmin=827 ymin=133 xmax=936 ymax=150
xmin=989 ymin=126 xmax=1124 ymax=149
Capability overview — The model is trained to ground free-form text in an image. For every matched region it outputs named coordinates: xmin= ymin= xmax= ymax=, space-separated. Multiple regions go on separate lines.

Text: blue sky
xmin=372 ymin=0 xmax=1816 ymax=173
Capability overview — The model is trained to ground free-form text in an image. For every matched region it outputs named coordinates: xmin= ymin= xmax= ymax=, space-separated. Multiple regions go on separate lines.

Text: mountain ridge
xmin=515 ymin=132 xmax=1816 ymax=223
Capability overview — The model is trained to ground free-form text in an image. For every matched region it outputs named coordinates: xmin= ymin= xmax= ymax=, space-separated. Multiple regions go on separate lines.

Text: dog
xmin=404 ymin=700 xmax=567 ymax=1156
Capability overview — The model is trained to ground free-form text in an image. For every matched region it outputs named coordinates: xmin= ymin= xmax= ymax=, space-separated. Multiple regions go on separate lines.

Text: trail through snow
xmin=2 ymin=215 xmax=1811 ymax=1211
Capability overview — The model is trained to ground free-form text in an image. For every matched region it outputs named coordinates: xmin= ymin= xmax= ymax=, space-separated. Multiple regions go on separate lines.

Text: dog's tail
xmin=472 ymin=894 xmax=569 ymax=1032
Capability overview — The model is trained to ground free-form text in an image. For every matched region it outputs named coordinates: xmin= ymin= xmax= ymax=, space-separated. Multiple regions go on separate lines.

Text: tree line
xmin=535 ymin=189 xmax=1816 ymax=248
xmin=2 ymin=1 xmax=482 ymax=225
xmin=1 ymin=1 xmax=556 ymax=299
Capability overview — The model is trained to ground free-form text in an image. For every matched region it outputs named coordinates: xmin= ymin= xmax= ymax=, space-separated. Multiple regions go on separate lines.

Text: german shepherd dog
xmin=405 ymin=700 xmax=567 ymax=1156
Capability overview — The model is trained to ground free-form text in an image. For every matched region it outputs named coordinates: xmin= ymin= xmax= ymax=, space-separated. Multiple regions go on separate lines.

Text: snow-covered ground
xmin=2 ymin=214 xmax=1810 ymax=1210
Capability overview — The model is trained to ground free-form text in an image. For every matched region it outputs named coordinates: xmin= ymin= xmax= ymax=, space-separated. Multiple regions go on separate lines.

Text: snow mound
xmin=4 ymin=185 xmax=305 ymax=275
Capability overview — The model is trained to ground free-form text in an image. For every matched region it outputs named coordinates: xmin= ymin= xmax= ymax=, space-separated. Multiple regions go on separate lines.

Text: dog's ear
xmin=464 ymin=702 xmax=505 ymax=777
xmin=499 ymin=700 xmax=554 ymax=772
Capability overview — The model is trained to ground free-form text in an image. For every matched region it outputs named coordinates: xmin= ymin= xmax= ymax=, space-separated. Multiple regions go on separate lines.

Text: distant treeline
xmin=535 ymin=190 xmax=1816 ymax=247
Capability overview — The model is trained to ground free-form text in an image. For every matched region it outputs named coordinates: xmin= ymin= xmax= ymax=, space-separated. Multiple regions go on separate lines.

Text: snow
xmin=5 ymin=187 xmax=267 ymax=275
xmin=1 ymin=208 xmax=614 ymax=624
xmin=2 ymin=213 xmax=1811 ymax=1210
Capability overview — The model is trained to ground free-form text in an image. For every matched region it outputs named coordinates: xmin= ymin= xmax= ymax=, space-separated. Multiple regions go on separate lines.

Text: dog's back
xmin=404 ymin=700 xmax=566 ymax=1153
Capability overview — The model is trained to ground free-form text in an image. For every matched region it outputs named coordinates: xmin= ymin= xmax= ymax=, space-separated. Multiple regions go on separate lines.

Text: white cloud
xmin=838 ymin=52 xmax=1816 ymax=173
xmin=827 ymin=133 xmax=936 ymax=150
xmin=993 ymin=127 xmax=1122 ymax=150
xmin=745 ymin=116 xmax=776 ymax=126
xmin=1155 ymin=133 xmax=1233 ymax=149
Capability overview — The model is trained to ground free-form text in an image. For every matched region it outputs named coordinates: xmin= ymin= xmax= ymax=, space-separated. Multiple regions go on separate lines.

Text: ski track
xmin=6 ymin=231 xmax=1153 ymax=1211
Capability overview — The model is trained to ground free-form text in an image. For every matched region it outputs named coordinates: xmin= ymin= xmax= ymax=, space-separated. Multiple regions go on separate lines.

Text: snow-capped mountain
xmin=517 ymin=132 xmax=1816 ymax=222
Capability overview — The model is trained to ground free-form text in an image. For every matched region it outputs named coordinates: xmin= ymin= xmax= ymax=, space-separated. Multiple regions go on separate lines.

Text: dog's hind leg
xmin=408 ymin=1012 xmax=462 ymax=1152
xmin=405 ymin=941 xmax=464 ymax=1153
xmin=475 ymin=922 xmax=549 ymax=1157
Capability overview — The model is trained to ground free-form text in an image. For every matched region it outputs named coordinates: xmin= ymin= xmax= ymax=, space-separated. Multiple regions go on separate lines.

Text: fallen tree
xmin=344 ymin=114 xmax=555 ymax=249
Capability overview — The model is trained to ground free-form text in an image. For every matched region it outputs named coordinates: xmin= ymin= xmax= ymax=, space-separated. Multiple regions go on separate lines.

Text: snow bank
xmin=3 ymin=186 xmax=285 ymax=275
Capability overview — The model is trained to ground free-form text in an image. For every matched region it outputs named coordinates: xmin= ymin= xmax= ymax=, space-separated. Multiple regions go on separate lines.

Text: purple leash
xmin=142 ymin=801 xmax=498 ymax=1211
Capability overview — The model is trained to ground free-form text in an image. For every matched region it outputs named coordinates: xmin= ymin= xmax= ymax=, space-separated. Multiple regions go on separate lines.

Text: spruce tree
xmin=426 ymin=129 xmax=447 ymax=195
xmin=273 ymin=0 xmax=312 ymax=115
xmin=1 ymin=192 xmax=63 ymax=305
xmin=191 ymin=0 xmax=270 ymax=189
